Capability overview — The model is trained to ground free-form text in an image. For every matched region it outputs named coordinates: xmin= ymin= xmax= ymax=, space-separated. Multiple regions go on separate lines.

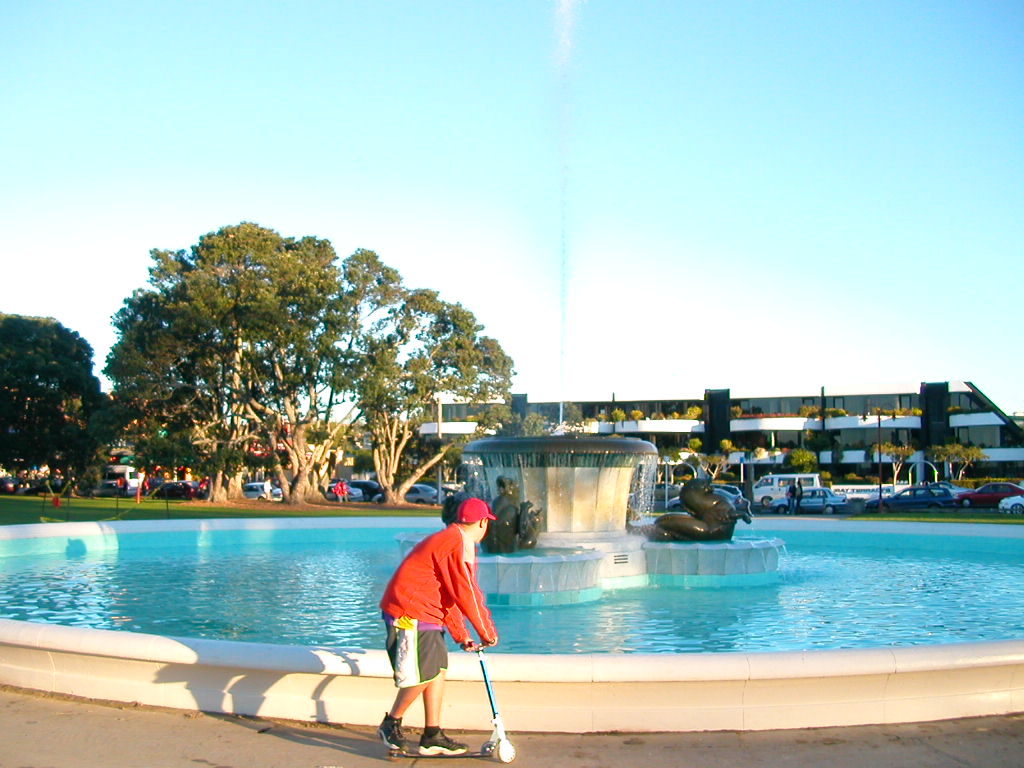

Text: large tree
xmin=107 ymin=223 xmax=354 ymax=503
xmin=351 ymin=282 xmax=513 ymax=505
xmin=0 ymin=314 xmax=103 ymax=477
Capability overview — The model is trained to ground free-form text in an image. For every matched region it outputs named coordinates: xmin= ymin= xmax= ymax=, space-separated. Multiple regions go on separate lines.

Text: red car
xmin=958 ymin=482 xmax=1024 ymax=508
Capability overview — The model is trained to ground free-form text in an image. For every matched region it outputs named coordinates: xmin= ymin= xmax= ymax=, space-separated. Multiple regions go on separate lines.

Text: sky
xmin=2 ymin=1 xmax=1022 ymax=413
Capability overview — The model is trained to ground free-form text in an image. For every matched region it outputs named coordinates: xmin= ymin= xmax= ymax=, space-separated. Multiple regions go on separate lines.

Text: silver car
xmin=769 ymin=487 xmax=848 ymax=515
xmin=242 ymin=482 xmax=282 ymax=500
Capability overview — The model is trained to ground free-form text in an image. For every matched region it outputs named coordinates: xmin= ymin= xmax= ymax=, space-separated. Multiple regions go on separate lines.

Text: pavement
xmin=4 ymin=686 xmax=1024 ymax=768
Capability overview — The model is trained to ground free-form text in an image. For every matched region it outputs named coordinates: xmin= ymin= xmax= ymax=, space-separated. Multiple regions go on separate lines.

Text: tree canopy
xmin=0 ymin=314 xmax=103 ymax=475
xmin=105 ymin=222 xmax=513 ymax=504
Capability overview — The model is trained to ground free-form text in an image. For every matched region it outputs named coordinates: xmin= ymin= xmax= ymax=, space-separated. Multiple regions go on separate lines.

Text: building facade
xmin=499 ymin=381 xmax=1024 ymax=481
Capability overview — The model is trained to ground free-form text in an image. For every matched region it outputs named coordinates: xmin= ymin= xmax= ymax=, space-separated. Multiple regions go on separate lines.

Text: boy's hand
xmin=461 ymin=640 xmax=482 ymax=652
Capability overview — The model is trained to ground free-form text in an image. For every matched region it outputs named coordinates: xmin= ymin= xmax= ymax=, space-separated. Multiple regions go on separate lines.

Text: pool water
xmin=1 ymin=525 xmax=1022 ymax=654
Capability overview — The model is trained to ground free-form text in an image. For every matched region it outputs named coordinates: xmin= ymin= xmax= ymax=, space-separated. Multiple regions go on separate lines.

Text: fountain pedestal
xmin=643 ymin=537 xmax=785 ymax=587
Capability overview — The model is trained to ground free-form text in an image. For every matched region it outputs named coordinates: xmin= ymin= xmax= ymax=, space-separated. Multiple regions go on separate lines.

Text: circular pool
xmin=1 ymin=517 xmax=1023 ymax=732
xmin=2 ymin=521 xmax=1023 ymax=654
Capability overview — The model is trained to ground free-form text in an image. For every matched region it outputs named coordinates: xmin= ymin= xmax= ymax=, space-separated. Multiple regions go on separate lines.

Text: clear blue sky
xmin=3 ymin=1 xmax=1022 ymax=412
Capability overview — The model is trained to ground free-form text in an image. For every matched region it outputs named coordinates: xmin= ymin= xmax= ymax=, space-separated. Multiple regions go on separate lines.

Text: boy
xmin=377 ymin=497 xmax=499 ymax=755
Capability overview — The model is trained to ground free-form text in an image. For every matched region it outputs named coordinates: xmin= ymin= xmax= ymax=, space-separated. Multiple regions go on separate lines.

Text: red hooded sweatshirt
xmin=380 ymin=524 xmax=497 ymax=646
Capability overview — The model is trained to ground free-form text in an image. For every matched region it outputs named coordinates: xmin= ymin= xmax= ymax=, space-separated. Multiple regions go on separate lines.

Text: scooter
xmin=477 ymin=649 xmax=516 ymax=763
xmin=386 ymin=649 xmax=516 ymax=762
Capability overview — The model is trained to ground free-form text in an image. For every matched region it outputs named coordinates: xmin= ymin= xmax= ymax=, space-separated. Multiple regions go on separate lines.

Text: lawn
xmin=0 ymin=494 xmax=438 ymax=527
xmin=2 ymin=494 xmax=1021 ymax=528
xmin=848 ymin=509 xmax=1024 ymax=524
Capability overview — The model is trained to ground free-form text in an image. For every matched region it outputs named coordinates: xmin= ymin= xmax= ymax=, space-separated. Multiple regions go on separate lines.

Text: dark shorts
xmin=384 ymin=614 xmax=448 ymax=688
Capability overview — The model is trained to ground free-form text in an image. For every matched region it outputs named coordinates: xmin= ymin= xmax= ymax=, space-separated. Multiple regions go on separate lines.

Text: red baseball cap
xmin=457 ymin=497 xmax=496 ymax=523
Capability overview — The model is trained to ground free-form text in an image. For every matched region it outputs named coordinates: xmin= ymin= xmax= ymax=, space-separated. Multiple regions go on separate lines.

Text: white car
xmin=997 ymin=495 xmax=1024 ymax=515
xmin=242 ymin=482 xmax=282 ymax=500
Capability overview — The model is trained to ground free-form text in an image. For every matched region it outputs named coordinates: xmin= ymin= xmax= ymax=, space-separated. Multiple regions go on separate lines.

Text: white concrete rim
xmin=0 ymin=516 xmax=1023 ymax=732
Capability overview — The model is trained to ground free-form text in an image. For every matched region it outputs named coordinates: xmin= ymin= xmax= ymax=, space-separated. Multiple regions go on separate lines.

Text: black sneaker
xmin=418 ymin=729 xmax=468 ymax=756
xmin=377 ymin=714 xmax=407 ymax=752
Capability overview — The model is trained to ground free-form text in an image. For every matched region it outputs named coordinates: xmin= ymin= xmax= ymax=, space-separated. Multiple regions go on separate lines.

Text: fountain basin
xmin=1 ymin=517 xmax=1024 ymax=733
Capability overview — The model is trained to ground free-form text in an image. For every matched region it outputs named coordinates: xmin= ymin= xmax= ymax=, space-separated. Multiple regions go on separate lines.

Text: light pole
xmin=877 ymin=413 xmax=883 ymax=504
xmin=436 ymin=395 xmax=444 ymax=506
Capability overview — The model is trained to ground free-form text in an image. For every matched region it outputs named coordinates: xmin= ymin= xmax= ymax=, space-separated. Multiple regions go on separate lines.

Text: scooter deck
xmin=386 ymin=748 xmax=492 ymax=760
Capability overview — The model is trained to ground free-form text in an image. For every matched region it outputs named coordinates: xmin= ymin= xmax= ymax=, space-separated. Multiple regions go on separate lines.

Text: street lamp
xmin=436 ymin=395 xmax=444 ymax=506
xmin=877 ymin=413 xmax=883 ymax=504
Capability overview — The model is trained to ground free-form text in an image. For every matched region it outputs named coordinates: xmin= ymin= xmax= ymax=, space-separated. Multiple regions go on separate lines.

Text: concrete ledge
xmin=1 ymin=518 xmax=1023 ymax=732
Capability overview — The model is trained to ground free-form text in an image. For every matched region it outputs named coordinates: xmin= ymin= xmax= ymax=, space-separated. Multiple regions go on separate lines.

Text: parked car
xmin=956 ymin=482 xmax=1024 ymax=508
xmin=325 ymin=481 xmax=364 ymax=502
xmin=21 ymin=477 xmax=65 ymax=495
xmin=997 ymin=495 xmax=1024 ymax=515
xmin=666 ymin=483 xmax=752 ymax=515
xmin=348 ymin=480 xmax=385 ymax=503
xmin=150 ymin=481 xmax=196 ymax=499
xmin=864 ymin=486 xmax=957 ymax=512
xmin=769 ymin=487 xmax=848 ymax=515
xmin=751 ymin=473 xmax=823 ymax=508
xmin=405 ymin=483 xmax=446 ymax=504
xmin=711 ymin=484 xmax=752 ymax=515
xmin=0 ymin=477 xmax=18 ymax=494
xmin=242 ymin=482 xmax=282 ymax=501
xmin=923 ymin=481 xmax=971 ymax=497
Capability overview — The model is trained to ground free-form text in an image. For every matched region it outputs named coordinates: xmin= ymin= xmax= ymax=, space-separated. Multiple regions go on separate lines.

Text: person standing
xmin=337 ymin=479 xmax=350 ymax=502
xmin=377 ymin=497 xmax=499 ymax=756
xmin=786 ymin=482 xmax=797 ymax=514
xmin=794 ymin=481 xmax=804 ymax=513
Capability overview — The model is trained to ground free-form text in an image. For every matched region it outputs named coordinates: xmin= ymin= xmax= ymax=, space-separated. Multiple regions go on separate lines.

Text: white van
xmin=752 ymin=473 xmax=822 ymax=508
xmin=99 ymin=464 xmax=143 ymax=496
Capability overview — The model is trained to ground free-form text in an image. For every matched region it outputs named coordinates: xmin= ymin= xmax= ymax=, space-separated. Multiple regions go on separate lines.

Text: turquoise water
xmin=1 ymin=525 xmax=1022 ymax=654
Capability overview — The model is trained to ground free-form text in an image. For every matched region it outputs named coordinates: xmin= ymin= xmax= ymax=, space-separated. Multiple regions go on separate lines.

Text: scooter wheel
xmin=495 ymin=739 xmax=516 ymax=763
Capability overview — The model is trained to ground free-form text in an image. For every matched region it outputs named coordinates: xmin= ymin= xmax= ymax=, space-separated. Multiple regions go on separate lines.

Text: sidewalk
xmin=4 ymin=685 xmax=1024 ymax=768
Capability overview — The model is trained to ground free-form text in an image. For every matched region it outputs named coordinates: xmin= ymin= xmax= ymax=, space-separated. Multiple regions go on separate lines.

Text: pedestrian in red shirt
xmin=333 ymin=479 xmax=349 ymax=503
xmin=377 ymin=497 xmax=498 ymax=756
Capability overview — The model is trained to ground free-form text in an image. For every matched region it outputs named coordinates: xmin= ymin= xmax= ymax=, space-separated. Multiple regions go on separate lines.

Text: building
xmin=475 ymin=381 xmax=1023 ymax=481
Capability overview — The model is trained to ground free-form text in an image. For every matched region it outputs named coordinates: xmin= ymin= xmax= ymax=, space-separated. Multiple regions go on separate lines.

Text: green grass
xmin=0 ymin=494 xmax=437 ymax=527
xmin=3 ymin=495 xmax=1022 ymax=528
xmin=848 ymin=510 xmax=1024 ymax=524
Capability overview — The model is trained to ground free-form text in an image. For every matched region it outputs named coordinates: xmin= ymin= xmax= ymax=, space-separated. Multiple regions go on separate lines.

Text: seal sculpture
xmin=647 ymin=478 xmax=752 ymax=542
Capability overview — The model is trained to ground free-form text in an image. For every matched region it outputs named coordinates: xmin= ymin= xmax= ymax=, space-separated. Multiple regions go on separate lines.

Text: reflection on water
xmin=1 ymin=529 xmax=1023 ymax=654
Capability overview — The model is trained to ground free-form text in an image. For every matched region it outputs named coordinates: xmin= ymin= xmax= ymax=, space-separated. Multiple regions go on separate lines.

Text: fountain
xmin=2 ymin=515 xmax=1024 ymax=733
xmin=443 ymin=435 xmax=785 ymax=605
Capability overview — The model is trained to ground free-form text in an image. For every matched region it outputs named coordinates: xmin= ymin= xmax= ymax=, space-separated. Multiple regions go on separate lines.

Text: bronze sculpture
xmin=442 ymin=479 xmax=543 ymax=554
xmin=645 ymin=478 xmax=752 ymax=542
